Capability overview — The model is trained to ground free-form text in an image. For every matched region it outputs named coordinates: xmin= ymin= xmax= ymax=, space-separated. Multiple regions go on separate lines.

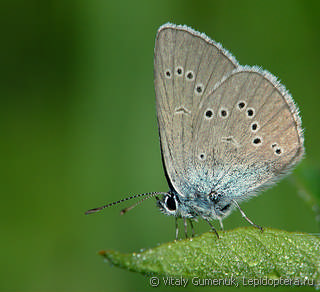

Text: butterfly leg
xmin=219 ymin=218 xmax=224 ymax=230
xmin=205 ymin=219 xmax=219 ymax=239
xmin=232 ymin=199 xmax=263 ymax=232
xmin=175 ymin=217 xmax=179 ymax=240
xmin=183 ymin=218 xmax=188 ymax=238
xmin=188 ymin=219 xmax=195 ymax=237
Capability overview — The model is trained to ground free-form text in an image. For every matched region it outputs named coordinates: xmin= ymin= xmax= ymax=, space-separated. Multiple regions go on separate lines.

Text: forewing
xmin=154 ymin=23 xmax=238 ymax=196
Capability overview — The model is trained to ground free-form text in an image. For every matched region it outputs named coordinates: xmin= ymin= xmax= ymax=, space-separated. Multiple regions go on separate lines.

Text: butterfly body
xmin=158 ymin=189 xmax=233 ymax=221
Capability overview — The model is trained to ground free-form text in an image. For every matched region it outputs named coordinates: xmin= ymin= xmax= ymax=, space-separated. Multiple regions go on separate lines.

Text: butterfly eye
xmin=165 ymin=195 xmax=176 ymax=211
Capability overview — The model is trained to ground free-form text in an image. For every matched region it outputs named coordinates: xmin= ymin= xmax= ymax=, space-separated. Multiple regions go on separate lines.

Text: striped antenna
xmin=85 ymin=192 xmax=168 ymax=215
xmin=120 ymin=194 xmax=161 ymax=215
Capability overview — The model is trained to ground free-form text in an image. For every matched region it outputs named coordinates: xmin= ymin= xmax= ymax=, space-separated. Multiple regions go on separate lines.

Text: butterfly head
xmin=157 ymin=191 xmax=198 ymax=219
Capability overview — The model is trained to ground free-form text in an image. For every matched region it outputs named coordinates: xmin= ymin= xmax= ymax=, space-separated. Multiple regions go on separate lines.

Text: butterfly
xmin=86 ymin=23 xmax=304 ymax=239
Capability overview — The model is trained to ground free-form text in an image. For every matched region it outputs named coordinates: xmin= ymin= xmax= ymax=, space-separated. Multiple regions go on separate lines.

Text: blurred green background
xmin=1 ymin=0 xmax=319 ymax=291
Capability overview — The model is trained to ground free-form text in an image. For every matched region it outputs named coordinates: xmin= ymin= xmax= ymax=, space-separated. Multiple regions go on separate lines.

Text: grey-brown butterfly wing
xmin=154 ymin=23 xmax=238 ymax=196
xmin=192 ymin=68 xmax=304 ymax=199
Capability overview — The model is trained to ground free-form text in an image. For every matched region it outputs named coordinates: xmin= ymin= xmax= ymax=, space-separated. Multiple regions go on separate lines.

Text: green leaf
xmin=100 ymin=228 xmax=320 ymax=287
